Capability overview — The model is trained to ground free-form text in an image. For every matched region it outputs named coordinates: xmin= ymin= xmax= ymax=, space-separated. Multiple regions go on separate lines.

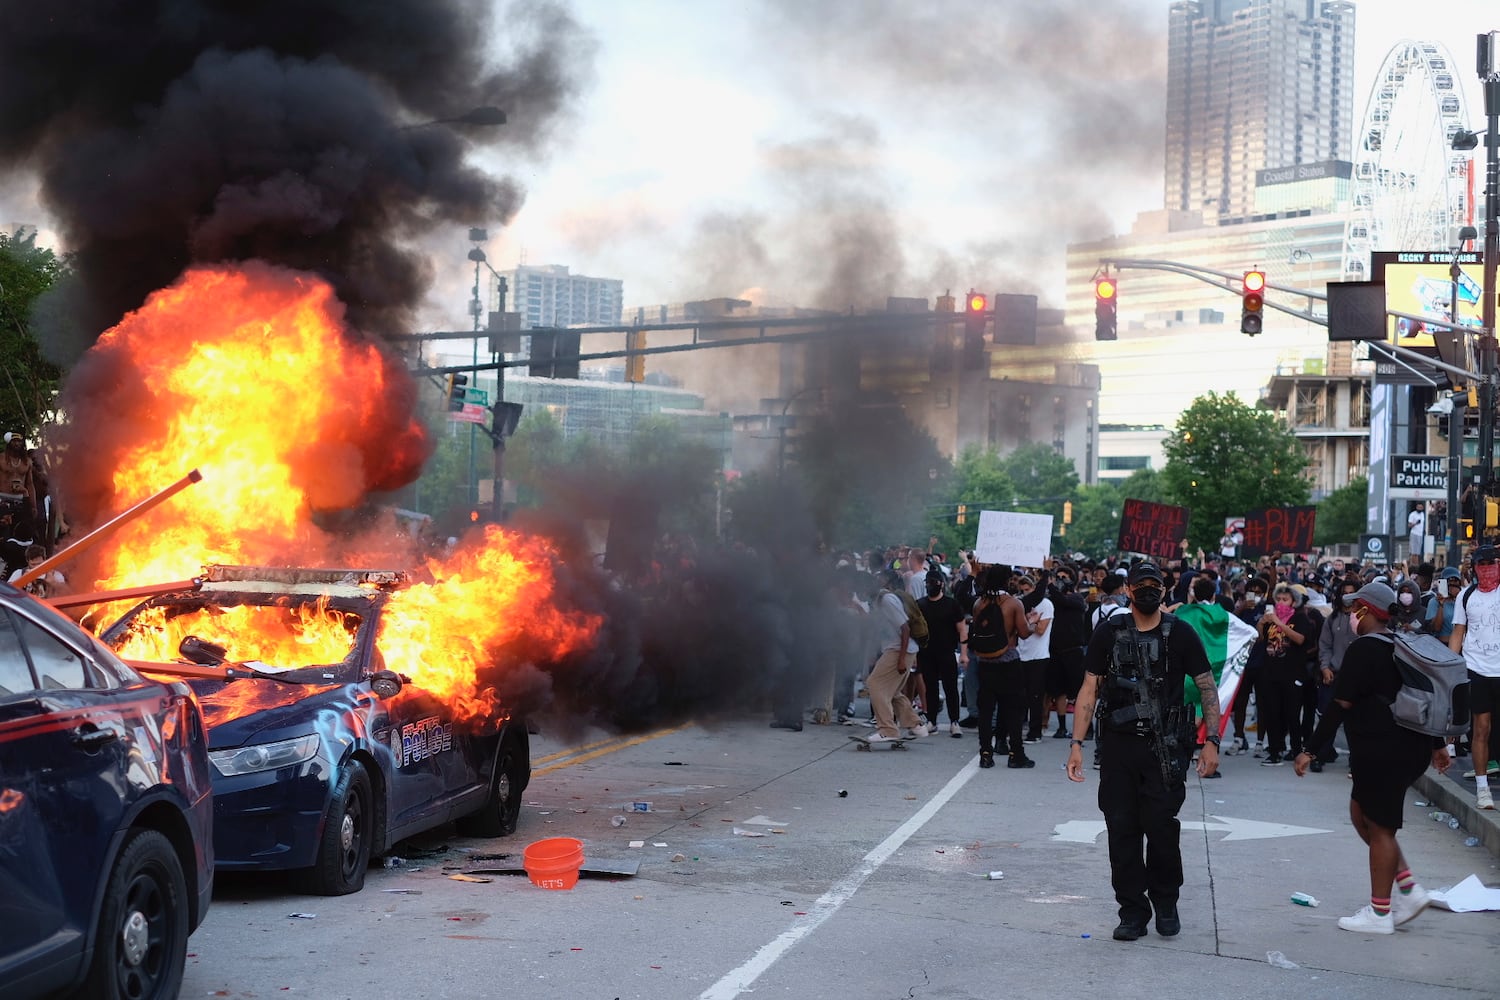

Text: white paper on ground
xmin=1428 ymin=874 xmax=1500 ymax=912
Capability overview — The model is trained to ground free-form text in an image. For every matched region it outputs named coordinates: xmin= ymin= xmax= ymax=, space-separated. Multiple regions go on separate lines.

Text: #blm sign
xmin=1116 ymin=499 xmax=1189 ymax=560
xmin=1239 ymin=506 xmax=1317 ymax=558
xmin=974 ymin=510 xmax=1053 ymax=569
xmin=1390 ymin=454 xmax=1448 ymax=501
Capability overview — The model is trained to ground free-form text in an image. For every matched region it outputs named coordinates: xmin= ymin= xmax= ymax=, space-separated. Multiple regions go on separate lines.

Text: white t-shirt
xmin=1453 ymin=584 xmax=1500 ymax=678
xmin=876 ymin=591 xmax=919 ymax=655
xmin=1018 ymin=597 xmax=1053 ymax=661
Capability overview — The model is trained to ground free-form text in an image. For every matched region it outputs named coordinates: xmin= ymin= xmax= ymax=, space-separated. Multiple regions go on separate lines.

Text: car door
xmin=0 ymin=604 xmax=134 ymax=978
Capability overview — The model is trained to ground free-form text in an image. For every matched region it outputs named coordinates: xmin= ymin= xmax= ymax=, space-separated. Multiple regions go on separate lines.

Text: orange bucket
xmin=523 ymin=837 xmax=585 ymax=890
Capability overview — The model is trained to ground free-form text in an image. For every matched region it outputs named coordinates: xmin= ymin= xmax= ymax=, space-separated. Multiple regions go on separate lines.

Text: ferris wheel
xmin=1343 ymin=40 xmax=1472 ymax=278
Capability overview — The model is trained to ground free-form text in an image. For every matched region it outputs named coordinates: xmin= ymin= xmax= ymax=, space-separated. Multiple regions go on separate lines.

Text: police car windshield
xmin=111 ymin=599 xmax=362 ymax=672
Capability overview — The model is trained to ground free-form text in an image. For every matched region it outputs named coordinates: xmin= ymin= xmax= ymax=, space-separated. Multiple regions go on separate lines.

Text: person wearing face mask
xmin=1227 ymin=576 xmax=1271 ymax=755
xmin=1256 ymin=584 xmax=1313 ymax=766
xmin=1448 ymin=544 xmax=1500 ymax=810
xmin=1065 ymin=562 xmax=1219 ymax=941
xmin=1294 ymin=581 xmax=1451 ymax=934
xmin=1311 ymin=575 xmax=1362 ymax=770
xmin=916 ymin=569 xmax=966 ymax=737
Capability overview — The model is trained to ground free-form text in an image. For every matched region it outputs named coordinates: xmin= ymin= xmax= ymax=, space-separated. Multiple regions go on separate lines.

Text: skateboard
xmin=849 ymin=734 xmax=917 ymax=751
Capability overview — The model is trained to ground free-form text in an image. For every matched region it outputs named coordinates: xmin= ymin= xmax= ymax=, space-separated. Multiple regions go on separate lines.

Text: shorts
xmin=1347 ymin=727 xmax=1432 ymax=831
xmin=1468 ymin=671 xmax=1500 ymax=716
xmin=1047 ymin=647 xmax=1085 ymax=699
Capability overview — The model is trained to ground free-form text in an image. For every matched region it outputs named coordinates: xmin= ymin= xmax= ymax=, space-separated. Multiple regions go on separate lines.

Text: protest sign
xmin=974 ymin=510 xmax=1053 ymax=568
xmin=1239 ymin=506 xmax=1317 ymax=558
xmin=1116 ymin=499 xmax=1189 ymax=560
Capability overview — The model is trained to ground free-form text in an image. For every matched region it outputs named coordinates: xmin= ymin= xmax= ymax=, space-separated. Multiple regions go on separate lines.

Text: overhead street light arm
xmin=1100 ymin=256 xmax=1326 ymax=326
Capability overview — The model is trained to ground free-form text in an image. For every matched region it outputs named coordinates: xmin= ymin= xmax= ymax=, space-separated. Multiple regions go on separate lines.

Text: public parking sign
xmin=1360 ymin=533 xmax=1391 ymax=564
xmin=1389 ymin=454 xmax=1448 ymax=501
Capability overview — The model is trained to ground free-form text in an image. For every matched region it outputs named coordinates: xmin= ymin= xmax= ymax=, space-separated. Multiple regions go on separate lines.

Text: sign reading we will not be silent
xmin=1116 ymin=499 xmax=1189 ymax=560
xmin=974 ymin=510 xmax=1054 ymax=569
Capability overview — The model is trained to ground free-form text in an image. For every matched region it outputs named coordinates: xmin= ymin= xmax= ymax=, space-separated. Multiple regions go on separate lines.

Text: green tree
xmin=1160 ymin=391 xmax=1310 ymax=552
xmin=930 ymin=445 xmax=1018 ymax=555
xmin=1117 ymin=467 xmax=1170 ymax=505
xmin=1313 ymin=475 xmax=1368 ymax=546
xmin=1064 ymin=481 xmax=1125 ymax=558
xmin=0 ymin=232 xmax=67 ymax=438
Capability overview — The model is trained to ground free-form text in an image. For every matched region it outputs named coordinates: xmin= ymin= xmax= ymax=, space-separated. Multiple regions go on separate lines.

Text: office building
xmin=505 ymin=264 xmax=624 ymax=330
xmin=1166 ymin=0 xmax=1355 ymax=225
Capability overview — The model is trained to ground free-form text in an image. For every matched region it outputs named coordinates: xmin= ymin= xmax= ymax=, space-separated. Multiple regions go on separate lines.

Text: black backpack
xmin=968 ymin=596 xmax=1009 ymax=659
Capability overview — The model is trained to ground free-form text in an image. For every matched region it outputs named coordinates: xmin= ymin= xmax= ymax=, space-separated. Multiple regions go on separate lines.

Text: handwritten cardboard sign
xmin=1116 ymin=499 xmax=1190 ymax=560
xmin=974 ymin=510 xmax=1053 ymax=569
xmin=1240 ymin=505 xmax=1317 ymax=558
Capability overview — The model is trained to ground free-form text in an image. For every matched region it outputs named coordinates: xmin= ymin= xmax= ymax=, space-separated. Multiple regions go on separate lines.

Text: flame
xmin=81 ymin=262 xmax=428 ymax=589
xmin=72 ymin=262 xmax=600 ymax=727
xmin=0 ymin=787 xmax=23 ymax=814
xmin=378 ymin=525 xmax=600 ymax=720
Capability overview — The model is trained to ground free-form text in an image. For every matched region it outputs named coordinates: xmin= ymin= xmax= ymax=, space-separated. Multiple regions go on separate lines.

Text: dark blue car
xmin=101 ymin=566 xmax=530 ymax=896
xmin=0 ymin=583 xmax=213 ymax=1000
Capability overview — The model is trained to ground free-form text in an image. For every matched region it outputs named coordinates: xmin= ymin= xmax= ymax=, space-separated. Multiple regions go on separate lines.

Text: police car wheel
xmin=458 ymin=740 xmax=524 ymax=838
xmin=303 ymin=760 xmax=373 ymax=896
xmin=81 ymin=828 xmax=189 ymax=1000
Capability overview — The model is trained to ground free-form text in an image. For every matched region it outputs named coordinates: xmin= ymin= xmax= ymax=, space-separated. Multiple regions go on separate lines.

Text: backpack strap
xmin=1462 ymin=583 xmax=1477 ymax=617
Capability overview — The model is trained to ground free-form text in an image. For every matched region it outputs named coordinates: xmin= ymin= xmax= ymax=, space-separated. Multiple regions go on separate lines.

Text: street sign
xmin=461 ymin=387 xmax=490 ymax=406
xmin=1360 ymin=533 xmax=1391 ymax=563
xmin=447 ymin=402 xmax=488 ymax=425
xmin=1390 ymin=453 xmax=1447 ymax=500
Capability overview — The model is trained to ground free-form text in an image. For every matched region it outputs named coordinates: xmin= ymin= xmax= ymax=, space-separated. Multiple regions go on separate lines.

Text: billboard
xmin=1370 ymin=250 xmax=1485 ymax=353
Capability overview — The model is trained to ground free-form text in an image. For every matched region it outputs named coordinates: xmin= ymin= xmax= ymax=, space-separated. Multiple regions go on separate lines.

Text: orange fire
xmin=73 ymin=262 xmax=599 ymax=723
xmin=82 ymin=262 xmax=429 ymax=590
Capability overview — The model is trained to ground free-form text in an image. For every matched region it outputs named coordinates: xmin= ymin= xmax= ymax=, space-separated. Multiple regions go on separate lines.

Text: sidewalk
xmin=1415 ymin=762 xmax=1500 ymax=858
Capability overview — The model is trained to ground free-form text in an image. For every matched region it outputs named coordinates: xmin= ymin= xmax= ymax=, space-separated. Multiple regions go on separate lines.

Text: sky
xmin=3 ymin=0 xmax=1498 ymax=329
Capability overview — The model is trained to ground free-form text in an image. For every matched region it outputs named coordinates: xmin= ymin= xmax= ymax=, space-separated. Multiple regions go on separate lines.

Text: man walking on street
xmin=1448 ymin=544 xmax=1500 ymax=810
xmin=1066 ymin=562 xmax=1220 ymax=941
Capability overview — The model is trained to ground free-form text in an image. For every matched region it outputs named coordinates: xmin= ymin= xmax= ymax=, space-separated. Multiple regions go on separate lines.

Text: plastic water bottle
xmin=1266 ymin=951 xmax=1300 ymax=970
xmin=1290 ymin=892 xmax=1319 ymax=907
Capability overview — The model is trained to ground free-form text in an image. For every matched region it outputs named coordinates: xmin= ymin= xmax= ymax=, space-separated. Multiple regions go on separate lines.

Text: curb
xmin=1414 ymin=766 xmax=1500 ymax=859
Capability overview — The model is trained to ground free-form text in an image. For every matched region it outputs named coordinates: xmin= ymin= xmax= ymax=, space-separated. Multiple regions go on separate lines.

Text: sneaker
xmin=979 ymin=750 xmax=995 ymax=768
xmin=949 ymin=722 xmax=963 ymax=738
xmin=1464 ymin=761 xmax=1500 ymax=779
xmin=1479 ymin=787 xmax=1495 ymax=810
xmin=1007 ymin=754 xmax=1036 ymax=769
xmin=1337 ymin=905 xmax=1394 ymax=935
xmin=959 ymin=716 xmax=979 ymax=729
xmin=903 ymin=724 xmax=930 ymax=739
xmin=1260 ymin=754 xmax=1284 ymax=766
xmin=1024 ymin=735 xmax=1043 ymax=745
xmin=865 ymin=732 xmax=897 ymax=744
xmin=1252 ymin=744 xmax=1267 ymax=759
xmin=1053 ymin=727 xmax=1070 ymax=739
xmin=1112 ymin=921 xmax=1148 ymax=941
xmin=1392 ymin=884 xmax=1431 ymax=927
xmin=1309 ymin=759 xmax=1323 ymax=773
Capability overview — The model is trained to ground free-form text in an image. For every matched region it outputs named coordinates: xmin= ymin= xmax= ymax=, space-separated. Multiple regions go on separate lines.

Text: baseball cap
xmin=1474 ymin=545 xmax=1499 ymax=564
xmin=1439 ymin=566 xmax=1462 ymax=580
xmin=1349 ymin=580 xmax=1397 ymax=618
xmin=1128 ymin=563 xmax=1164 ymax=585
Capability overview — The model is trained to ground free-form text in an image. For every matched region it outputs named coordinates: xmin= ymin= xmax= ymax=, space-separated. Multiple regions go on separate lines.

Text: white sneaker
xmin=1479 ymin=786 xmax=1495 ymax=810
xmin=903 ymin=724 xmax=929 ymax=739
xmin=1392 ymin=884 xmax=1430 ymax=927
xmin=866 ymin=732 xmax=897 ymax=743
xmin=949 ymin=722 xmax=962 ymax=738
xmin=1337 ymin=905 xmax=1394 ymax=935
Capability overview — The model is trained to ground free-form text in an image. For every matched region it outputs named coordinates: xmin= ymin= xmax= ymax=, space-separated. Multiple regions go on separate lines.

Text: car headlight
xmin=209 ymin=734 xmax=321 ymax=776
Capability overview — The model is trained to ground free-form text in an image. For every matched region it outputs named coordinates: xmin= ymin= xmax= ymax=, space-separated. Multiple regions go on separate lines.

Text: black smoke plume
xmin=0 ymin=0 xmax=594 ymax=364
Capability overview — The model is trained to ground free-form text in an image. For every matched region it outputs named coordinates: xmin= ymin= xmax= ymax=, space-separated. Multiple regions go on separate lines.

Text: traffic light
xmin=956 ymin=503 xmax=967 ymax=525
xmin=1462 ymin=518 xmax=1475 ymax=540
xmin=965 ymin=290 xmax=988 ymax=334
xmin=625 ymin=329 xmax=646 ymax=383
xmin=1241 ymin=270 xmax=1266 ymax=335
xmin=1093 ymin=277 xmax=1117 ymax=341
xmin=445 ymin=373 xmax=469 ymax=412
xmin=1063 ymin=500 xmax=1073 ymax=524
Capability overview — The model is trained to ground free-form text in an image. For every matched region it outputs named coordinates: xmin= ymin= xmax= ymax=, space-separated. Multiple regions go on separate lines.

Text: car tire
xmin=301 ymin=759 xmax=373 ymax=896
xmin=77 ymin=828 xmax=189 ymax=1000
xmin=457 ymin=740 xmax=524 ymax=838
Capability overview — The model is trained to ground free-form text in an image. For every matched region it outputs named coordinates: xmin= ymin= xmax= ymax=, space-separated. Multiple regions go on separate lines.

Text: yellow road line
xmin=532 ymin=733 xmax=629 ymax=765
xmin=532 ymin=723 xmax=694 ymax=775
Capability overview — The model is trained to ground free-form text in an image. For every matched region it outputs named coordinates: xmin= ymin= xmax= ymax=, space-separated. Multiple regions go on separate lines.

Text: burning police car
xmin=101 ymin=565 xmax=530 ymax=896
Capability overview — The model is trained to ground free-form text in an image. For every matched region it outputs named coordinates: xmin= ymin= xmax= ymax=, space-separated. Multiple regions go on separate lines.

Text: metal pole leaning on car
xmin=14 ymin=469 xmax=204 ymax=589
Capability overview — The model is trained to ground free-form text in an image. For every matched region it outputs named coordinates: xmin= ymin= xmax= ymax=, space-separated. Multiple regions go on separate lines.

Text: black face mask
xmin=926 ymin=583 xmax=943 ymax=597
xmin=1131 ymin=586 xmax=1165 ymax=614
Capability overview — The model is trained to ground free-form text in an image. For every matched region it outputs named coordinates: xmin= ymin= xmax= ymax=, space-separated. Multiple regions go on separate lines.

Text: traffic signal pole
xmin=1478 ymin=33 xmax=1500 ymax=509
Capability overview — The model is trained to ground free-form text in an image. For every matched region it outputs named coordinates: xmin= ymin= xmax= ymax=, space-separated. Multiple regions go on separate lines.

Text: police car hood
xmin=187 ymin=675 xmax=357 ymax=750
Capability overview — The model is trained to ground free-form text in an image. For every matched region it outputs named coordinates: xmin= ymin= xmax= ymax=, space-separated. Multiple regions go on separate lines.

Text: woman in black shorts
xmin=1294 ymin=581 xmax=1450 ymax=935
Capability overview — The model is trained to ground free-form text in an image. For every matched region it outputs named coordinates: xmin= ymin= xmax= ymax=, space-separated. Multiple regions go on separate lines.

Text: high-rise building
xmin=1166 ymin=0 xmax=1355 ymax=225
xmin=505 ymin=264 xmax=624 ymax=329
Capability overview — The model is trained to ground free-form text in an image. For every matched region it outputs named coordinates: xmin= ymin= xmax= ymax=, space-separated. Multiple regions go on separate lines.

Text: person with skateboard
xmin=864 ymin=567 xmax=930 ymax=745
xmin=1065 ymin=562 xmax=1220 ymax=942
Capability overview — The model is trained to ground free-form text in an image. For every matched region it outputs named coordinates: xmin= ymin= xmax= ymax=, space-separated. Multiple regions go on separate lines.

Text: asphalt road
xmin=181 ymin=716 xmax=1500 ymax=1000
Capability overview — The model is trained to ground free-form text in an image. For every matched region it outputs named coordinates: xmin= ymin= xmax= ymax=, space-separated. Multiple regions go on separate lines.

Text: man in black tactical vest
xmin=1065 ymin=562 xmax=1221 ymax=941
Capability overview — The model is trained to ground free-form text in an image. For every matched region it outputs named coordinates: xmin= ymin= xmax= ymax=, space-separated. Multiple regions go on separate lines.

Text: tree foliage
xmin=1313 ymin=475 xmax=1368 ymax=546
xmin=1160 ymin=391 xmax=1310 ymax=552
xmin=0 ymin=232 xmax=66 ymax=438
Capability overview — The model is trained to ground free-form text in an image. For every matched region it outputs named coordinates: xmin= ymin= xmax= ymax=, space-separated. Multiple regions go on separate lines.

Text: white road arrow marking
xmin=1051 ymin=815 xmax=1330 ymax=844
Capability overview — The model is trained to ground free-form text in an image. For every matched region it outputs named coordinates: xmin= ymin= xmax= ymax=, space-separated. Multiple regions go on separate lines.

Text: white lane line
xmin=698 ymin=755 xmax=980 ymax=1000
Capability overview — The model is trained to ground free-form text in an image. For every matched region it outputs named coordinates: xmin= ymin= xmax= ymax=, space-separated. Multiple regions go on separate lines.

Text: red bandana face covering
xmin=1478 ymin=563 xmax=1500 ymax=592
